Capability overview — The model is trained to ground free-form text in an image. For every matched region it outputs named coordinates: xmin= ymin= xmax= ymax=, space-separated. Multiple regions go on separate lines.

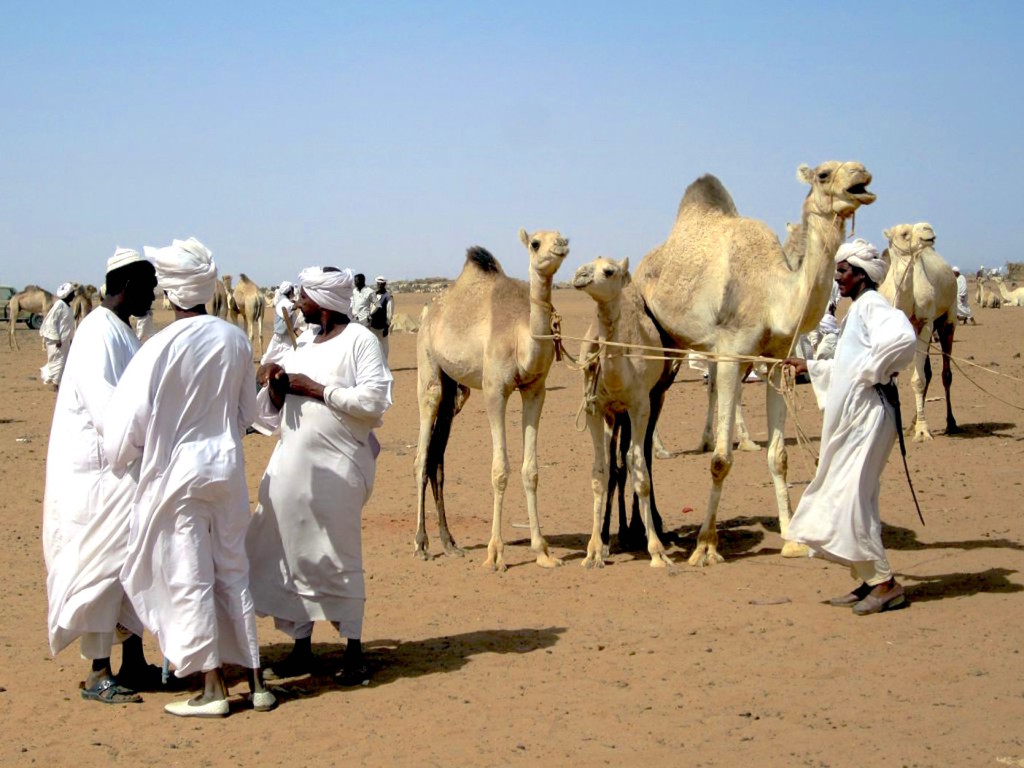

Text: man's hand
xmin=783 ymin=357 xmax=808 ymax=377
xmin=55 ymin=340 xmax=62 ymax=349
xmin=257 ymin=362 xmax=284 ymax=388
xmin=287 ymin=373 xmax=325 ymax=402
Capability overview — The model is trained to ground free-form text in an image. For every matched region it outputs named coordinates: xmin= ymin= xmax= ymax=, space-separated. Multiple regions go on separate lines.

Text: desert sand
xmin=1 ymin=288 xmax=1022 ymax=767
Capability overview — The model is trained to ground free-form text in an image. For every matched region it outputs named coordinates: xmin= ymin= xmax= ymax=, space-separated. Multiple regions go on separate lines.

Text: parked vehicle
xmin=0 ymin=286 xmax=44 ymax=330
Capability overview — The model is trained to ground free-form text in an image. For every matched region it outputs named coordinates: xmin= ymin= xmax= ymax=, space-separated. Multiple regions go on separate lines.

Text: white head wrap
xmin=952 ymin=266 xmax=961 ymax=274
xmin=836 ymin=238 xmax=887 ymax=285
xmin=278 ymin=280 xmax=295 ymax=297
xmin=145 ymin=237 xmax=218 ymax=309
xmin=375 ymin=275 xmax=387 ymax=284
xmin=818 ymin=313 xmax=839 ymax=335
xmin=56 ymin=282 xmax=77 ymax=300
xmin=108 ymin=247 xmax=143 ymax=273
xmin=298 ymin=267 xmax=354 ymax=314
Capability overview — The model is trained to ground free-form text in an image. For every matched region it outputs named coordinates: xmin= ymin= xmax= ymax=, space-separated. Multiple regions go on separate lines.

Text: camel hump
xmin=677 ymin=174 xmax=738 ymax=219
xmin=465 ymin=246 xmax=504 ymax=276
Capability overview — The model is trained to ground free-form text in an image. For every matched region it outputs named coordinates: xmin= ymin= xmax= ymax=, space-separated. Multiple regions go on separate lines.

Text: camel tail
xmin=677 ymin=174 xmax=739 ymax=220
xmin=465 ymin=246 xmax=504 ymax=275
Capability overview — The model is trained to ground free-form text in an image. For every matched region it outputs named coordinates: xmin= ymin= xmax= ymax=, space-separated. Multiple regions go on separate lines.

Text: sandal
xmin=333 ymin=661 xmax=370 ymax=687
xmin=81 ymin=675 xmax=143 ymax=704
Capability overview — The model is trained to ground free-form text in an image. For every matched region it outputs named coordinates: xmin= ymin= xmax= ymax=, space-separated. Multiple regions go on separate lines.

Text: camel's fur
xmin=71 ymin=285 xmax=99 ymax=326
xmin=229 ymin=273 xmax=265 ymax=356
xmin=207 ymin=277 xmax=230 ymax=319
xmin=879 ymin=222 xmax=959 ymax=440
xmin=992 ymin=276 xmax=1024 ymax=307
xmin=976 ymin=279 xmax=1003 ymax=308
xmin=414 ymin=229 xmax=568 ymax=571
xmin=573 ymin=257 xmax=675 ymax=567
xmin=633 ymin=161 xmax=876 ymax=566
xmin=8 ymin=285 xmax=53 ymax=349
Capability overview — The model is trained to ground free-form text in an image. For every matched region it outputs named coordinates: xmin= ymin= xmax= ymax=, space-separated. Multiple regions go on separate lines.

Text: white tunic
xmin=956 ymin=274 xmax=972 ymax=319
xmin=246 ymin=323 xmax=392 ymax=638
xmin=104 ymin=315 xmax=260 ymax=676
xmin=785 ymin=291 xmax=917 ymax=564
xmin=260 ymin=296 xmax=297 ymax=366
xmin=39 ymin=300 xmax=75 ymax=385
xmin=43 ymin=307 xmax=142 ymax=654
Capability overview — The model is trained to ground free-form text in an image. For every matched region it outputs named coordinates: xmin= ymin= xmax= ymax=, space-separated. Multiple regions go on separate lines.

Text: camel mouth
xmin=572 ymin=274 xmax=593 ymax=289
xmin=845 ymin=182 xmax=876 ymax=204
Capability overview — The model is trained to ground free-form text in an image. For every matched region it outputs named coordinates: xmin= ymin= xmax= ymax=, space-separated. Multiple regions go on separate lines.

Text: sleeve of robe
xmin=251 ymin=386 xmax=282 ymax=435
xmin=323 ymin=331 xmax=393 ymax=423
xmin=102 ymin=350 xmax=156 ymax=478
xmin=855 ymin=298 xmax=918 ymax=386
xmin=806 ymin=359 xmax=834 ymax=410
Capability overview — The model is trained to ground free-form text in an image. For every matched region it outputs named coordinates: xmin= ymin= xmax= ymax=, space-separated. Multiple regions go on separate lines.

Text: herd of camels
xmin=414 ymin=159 xmax=1003 ymax=572
xmin=7 ymin=273 xmax=267 ymax=354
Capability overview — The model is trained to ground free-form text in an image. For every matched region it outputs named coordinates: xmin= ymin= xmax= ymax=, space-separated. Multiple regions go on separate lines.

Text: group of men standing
xmin=43 ymin=239 xmax=393 ymax=717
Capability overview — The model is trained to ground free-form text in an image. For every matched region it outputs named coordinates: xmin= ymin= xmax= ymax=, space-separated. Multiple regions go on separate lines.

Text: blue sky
xmin=2 ymin=1 xmax=1020 ymax=288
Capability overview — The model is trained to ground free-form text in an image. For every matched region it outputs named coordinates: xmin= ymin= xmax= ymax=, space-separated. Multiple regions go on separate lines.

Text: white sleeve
xmin=250 ymin=385 xmax=283 ymax=436
xmin=859 ymin=300 xmax=918 ymax=386
xmin=323 ymin=333 xmax=393 ymax=423
xmin=102 ymin=352 xmax=155 ymax=477
xmin=806 ymin=359 xmax=834 ymax=410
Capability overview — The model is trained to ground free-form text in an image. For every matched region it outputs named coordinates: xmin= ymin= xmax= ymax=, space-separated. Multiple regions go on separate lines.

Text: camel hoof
xmin=442 ymin=543 xmax=465 ymax=558
xmin=482 ymin=557 xmax=507 ymax=573
xmin=649 ymin=553 xmax=673 ymax=568
xmin=600 ymin=544 xmax=610 ymax=559
xmin=945 ymin=424 xmax=963 ymax=436
xmin=536 ymin=553 xmax=562 ymax=568
xmin=912 ymin=429 xmax=933 ymax=443
xmin=414 ymin=548 xmax=430 ymax=562
xmin=582 ymin=556 xmax=605 ymax=569
xmin=654 ymin=448 xmax=672 ymax=460
xmin=687 ymin=548 xmax=723 ymax=567
xmin=780 ymin=541 xmax=810 ymax=558
xmin=735 ymin=439 xmax=761 ymax=452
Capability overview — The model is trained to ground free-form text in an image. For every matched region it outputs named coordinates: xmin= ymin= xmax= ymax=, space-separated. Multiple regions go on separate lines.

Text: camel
xmin=879 ymin=222 xmax=959 ymax=441
xmin=573 ymin=256 xmax=675 ymax=567
xmin=633 ymin=160 xmax=876 ymax=566
xmin=976 ymin=279 xmax=1003 ymax=308
xmin=230 ymin=273 xmax=265 ymax=355
xmin=992 ymin=277 xmax=1024 ymax=307
xmin=207 ymin=277 xmax=229 ymax=319
xmin=71 ymin=285 xmax=98 ymax=325
xmin=414 ymin=229 xmax=569 ymax=571
xmin=7 ymin=285 xmax=54 ymax=349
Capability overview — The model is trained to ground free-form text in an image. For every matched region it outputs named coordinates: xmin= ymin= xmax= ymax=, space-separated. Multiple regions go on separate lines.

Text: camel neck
xmin=792 ymin=206 xmax=846 ymax=335
xmin=595 ymin=295 xmax=621 ymax=343
xmin=527 ymin=270 xmax=553 ymax=337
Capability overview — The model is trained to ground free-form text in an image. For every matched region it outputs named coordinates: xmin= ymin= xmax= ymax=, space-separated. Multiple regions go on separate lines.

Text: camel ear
xmin=519 ymin=228 xmax=529 ymax=247
xmin=883 ymin=227 xmax=893 ymax=241
xmin=619 ymin=257 xmax=629 ymax=274
xmin=797 ymin=164 xmax=813 ymax=184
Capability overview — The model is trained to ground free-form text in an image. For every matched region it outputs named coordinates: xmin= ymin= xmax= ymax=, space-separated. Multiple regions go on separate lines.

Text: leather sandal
xmin=828 ymin=582 xmax=872 ymax=607
xmin=853 ymin=581 xmax=907 ymax=616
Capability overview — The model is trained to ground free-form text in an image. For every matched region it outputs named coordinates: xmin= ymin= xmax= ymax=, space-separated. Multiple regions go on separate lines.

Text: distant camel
xmin=8 ymin=285 xmax=53 ymax=349
xmin=229 ymin=273 xmax=265 ymax=356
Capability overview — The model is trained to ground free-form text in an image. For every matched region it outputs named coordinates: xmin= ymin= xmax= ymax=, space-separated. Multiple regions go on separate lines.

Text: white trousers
xmin=274 ymin=618 xmax=355 ymax=641
xmin=851 ymin=559 xmax=893 ymax=586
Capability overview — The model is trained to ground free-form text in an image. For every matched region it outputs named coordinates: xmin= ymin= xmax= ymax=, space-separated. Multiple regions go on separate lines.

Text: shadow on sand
xmin=256 ymin=627 xmax=565 ymax=702
xmin=901 ymin=567 xmax=1022 ymax=602
xmin=944 ymin=421 xmax=1017 ymax=440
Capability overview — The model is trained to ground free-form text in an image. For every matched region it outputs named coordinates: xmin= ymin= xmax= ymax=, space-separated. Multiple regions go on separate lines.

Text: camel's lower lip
xmin=850 ymin=191 xmax=876 ymax=204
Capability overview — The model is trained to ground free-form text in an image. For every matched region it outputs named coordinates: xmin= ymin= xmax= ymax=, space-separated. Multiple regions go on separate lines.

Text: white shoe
xmin=249 ymin=690 xmax=277 ymax=712
xmin=164 ymin=696 xmax=229 ymax=718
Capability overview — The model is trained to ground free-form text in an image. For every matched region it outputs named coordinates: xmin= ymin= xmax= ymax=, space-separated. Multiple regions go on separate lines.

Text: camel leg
xmin=627 ymin=403 xmax=671 ymax=568
xmin=413 ymin=361 xmax=444 ymax=560
xmin=697 ymin=361 xmax=717 ymax=452
xmin=601 ymin=415 xmax=627 ymax=556
xmin=8 ymin=316 xmax=17 ymax=350
xmin=690 ymin=361 xmax=742 ymax=566
xmin=519 ymin=383 xmax=560 ymax=568
xmin=764 ymin=367 xmax=805 ymax=558
xmin=483 ymin=384 xmax=512 ymax=572
xmin=937 ymin=318 xmax=959 ymax=434
xmin=910 ymin=326 xmax=933 ymax=442
xmin=428 ymin=373 xmax=464 ymax=556
xmin=583 ymin=412 xmax=610 ymax=569
xmin=734 ymin=399 xmax=761 ymax=452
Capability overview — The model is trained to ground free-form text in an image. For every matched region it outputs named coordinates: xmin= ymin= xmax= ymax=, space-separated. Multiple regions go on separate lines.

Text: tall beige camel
xmin=7 ymin=285 xmax=54 ymax=349
xmin=634 ymin=160 xmax=876 ymax=566
xmin=231 ymin=273 xmax=265 ymax=355
xmin=878 ymin=222 xmax=959 ymax=440
xmin=71 ymin=285 xmax=98 ymax=325
xmin=991 ymin=276 xmax=1024 ymax=306
xmin=573 ymin=256 xmax=674 ymax=568
xmin=976 ymin=279 xmax=1002 ymax=308
xmin=414 ymin=229 xmax=569 ymax=571
xmin=207 ymin=277 xmax=229 ymax=318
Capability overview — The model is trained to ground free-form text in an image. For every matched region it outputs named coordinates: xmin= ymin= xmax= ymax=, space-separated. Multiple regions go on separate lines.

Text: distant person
xmin=784 ymin=239 xmax=917 ymax=616
xmin=247 ymin=267 xmax=392 ymax=686
xmin=135 ymin=309 xmax=156 ymax=342
xmin=953 ymin=266 xmax=975 ymax=325
xmin=104 ymin=237 xmax=274 ymax=717
xmin=350 ymin=273 xmax=374 ymax=326
xmin=813 ymin=311 xmax=839 ymax=360
xmin=39 ymin=282 xmax=78 ymax=389
xmin=261 ymin=281 xmax=299 ymax=365
xmin=368 ymin=276 xmax=394 ymax=360
xmin=43 ymin=249 xmax=158 ymax=705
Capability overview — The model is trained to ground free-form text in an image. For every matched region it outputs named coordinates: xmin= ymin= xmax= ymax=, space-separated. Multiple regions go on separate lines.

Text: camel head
xmin=519 ymin=228 xmax=569 ymax=278
xmin=797 ymin=161 xmax=876 ymax=219
xmin=572 ymin=257 xmax=630 ymax=302
xmin=222 ymin=275 xmax=233 ymax=290
xmin=912 ymin=222 xmax=937 ymax=250
xmin=883 ymin=224 xmax=915 ymax=258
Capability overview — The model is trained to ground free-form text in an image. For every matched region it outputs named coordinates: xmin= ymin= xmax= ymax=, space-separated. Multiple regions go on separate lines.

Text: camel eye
xmin=817 ymin=171 xmax=830 ymax=181
xmin=531 ymin=240 xmax=540 ymax=251
xmin=602 ymin=267 xmax=616 ymax=277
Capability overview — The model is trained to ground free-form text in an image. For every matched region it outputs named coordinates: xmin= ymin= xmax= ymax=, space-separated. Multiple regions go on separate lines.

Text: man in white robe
xmin=39 ymin=282 xmax=78 ymax=388
xmin=43 ymin=251 xmax=158 ymax=703
xmin=368 ymin=275 xmax=394 ymax=361
xmin=953 ymin=267 xmax=974 ymax=325
xmin=260 ymin=281 xmax=298 ymax=365
xmin=785 ymin=239 xmax=917 ymax=616
xmin=104 ymin=237 xmax=274 ymax=717
xmin=247 ymin=266 xmax=392 ymax=684
xmin=349 ymin=272 xmax=374 ymax=326
xmin=134 ymin=309 xmax=156 ymax=341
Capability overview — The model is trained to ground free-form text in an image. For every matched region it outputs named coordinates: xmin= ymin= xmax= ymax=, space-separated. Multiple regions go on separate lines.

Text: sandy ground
xmin=1 ymin=289 xmax=1023 ymax=768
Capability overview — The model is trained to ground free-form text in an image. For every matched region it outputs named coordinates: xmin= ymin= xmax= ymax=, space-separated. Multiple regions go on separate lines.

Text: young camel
xmin=634 ymin=161 xmax=876 ymax=566
xmin=414 ymin=229 xmax=569 ymax=571
xmin=574 ymin=256 xmax=675 ymax=567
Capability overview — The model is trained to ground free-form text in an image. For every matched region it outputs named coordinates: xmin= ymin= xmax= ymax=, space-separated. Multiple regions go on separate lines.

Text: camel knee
xmin=491 ymin=464 xmax=509 ymax=492
xmin=521 ymin=461 xmax=538 ymax=492
xmin=709 ymin=452 xmax=732 ymax=483
xmin=767 ymin=440 xmax=787 ymax=477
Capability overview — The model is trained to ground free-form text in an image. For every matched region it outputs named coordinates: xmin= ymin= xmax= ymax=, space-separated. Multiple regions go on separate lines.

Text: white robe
xmin=349 ymin=286 xmax=375 ymax=325
xmin=785 ymin=291 xmax=917 ymax=564
xmin=134 ymin=310 xmax=155 ymax=342
xmin=104 ymin=315 xmax=260 ymax=676
xmin=260 ymin=297 xmax=297 ymax=366
xmin=246 ymin=323 xmax=392 ymax=638
xmin=956 ymin=274 xmax=972 ymax=320
xmin=43 ymin=307 xmax=142 ymax=654
xmin=39 ymin=301 xmax=75 ymax=385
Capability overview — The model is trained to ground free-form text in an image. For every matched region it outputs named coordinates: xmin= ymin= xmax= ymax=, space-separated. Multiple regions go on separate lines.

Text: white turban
xmin=108 ymin=247 xmax=142 ymax=273
xmin=819 ymin=313 xmax=839 ymax=335
xmin=56 ymin=282 xmax=77 ymax=300
xmin=278 ymin=280 xmax=295 ymax=296
xmin=836 ymin=238 xmax=887 ymax=285
xmin=298 ymin=267 xmax=354 ymax=314
xmin=952 ymin=266 xmax=961 ymax=274
xmin=145 ymin=237 xmax=218 ymax=309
